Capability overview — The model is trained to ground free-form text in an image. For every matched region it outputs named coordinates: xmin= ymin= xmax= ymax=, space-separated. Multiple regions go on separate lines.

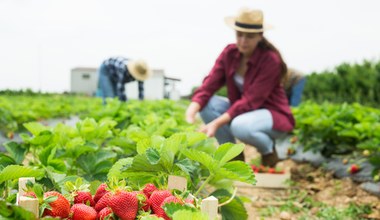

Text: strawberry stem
xmin=194 ymin=174 xmax=213 ymax=197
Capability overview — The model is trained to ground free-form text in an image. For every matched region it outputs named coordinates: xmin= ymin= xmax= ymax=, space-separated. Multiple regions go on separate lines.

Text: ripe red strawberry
xmin=98 ymin=207 xmax=114 ymax=220
xmin=268 ymin=168 xmax=276 ymax=174
xmin=69 ymin=203 xmax=97 ymax=220
xmin=348 ymin=164 xmax=360 ymax=174
xmin=108 ymin=191 xmax=138 ymax=220
xmin=149 ymin=190 xmax=172 ymax=216
xmin=94 ymin=183 xmax=108 ymax=203
xmin=142 ymin=183 xmax=157 ymax=198
xmin=74 ymin=191 xmax=95 ymax=207
xmin=133 ymin=191 xmax=150 ymax=211
xmin=156 ymin=195 xmax=183 ymax=220
xmin=42 ymin=191 xmax=71 ymax=218
xmin=95 ymin=191 xmax=112 ymax=212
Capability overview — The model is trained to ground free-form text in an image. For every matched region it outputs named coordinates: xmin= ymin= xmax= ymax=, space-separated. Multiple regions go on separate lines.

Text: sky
xmin=1 ymin=0 xmax=380 ymax=96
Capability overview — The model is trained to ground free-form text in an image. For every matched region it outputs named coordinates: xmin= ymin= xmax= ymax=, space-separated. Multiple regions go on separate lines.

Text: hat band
xmin=235 ymin=21 xmax=263 ymax=29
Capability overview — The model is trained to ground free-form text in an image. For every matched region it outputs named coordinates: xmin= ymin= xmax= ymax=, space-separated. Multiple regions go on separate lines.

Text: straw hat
xmin=224 ymin=8 xmax=272 ymax=33
xmin=126 ymin=59 xmax=152 ymax=81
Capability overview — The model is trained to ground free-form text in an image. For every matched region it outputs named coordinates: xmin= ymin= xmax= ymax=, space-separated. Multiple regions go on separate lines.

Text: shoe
xmin=261 ymin=146 xmax=279 ymax=167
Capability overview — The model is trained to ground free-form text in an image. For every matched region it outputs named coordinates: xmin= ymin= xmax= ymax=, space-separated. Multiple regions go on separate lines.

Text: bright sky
xmin=1 ymin=0 xmax=379 ymax=96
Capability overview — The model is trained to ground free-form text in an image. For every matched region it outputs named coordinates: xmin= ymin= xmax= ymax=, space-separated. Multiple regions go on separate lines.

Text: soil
xmin=238 ymin=146 xmax=380 ymax=220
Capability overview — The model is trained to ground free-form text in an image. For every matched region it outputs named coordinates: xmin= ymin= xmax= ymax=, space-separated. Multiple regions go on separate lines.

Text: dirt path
xmin=238 ymin=146 xmax=380 ymax=219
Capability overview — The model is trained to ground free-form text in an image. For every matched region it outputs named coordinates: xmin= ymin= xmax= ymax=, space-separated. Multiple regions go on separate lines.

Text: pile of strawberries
xmin=250 ymin=164 xmax=285 ymax=174
xmin=23 ymin=181 xmax=195 ymax=220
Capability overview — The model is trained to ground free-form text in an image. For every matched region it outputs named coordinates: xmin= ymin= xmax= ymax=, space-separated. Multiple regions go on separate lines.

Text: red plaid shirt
xmin=192 ymin=44 xmax=295 ymax=132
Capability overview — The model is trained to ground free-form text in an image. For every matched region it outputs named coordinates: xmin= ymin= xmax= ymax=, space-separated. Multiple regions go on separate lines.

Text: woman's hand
xmin=199 ymin=122 xmax=219 ymax=137
xmin=185 ymin=102 xmax=201 ymax=124
xmin=199 ymin=113 xmax=232 ymax=137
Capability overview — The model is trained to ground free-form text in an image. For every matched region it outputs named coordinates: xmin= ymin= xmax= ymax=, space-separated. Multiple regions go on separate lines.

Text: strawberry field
xmin=0 ymin=93 xmax=379 ymax=219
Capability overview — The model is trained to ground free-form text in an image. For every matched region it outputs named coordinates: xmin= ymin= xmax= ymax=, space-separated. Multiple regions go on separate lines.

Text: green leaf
xmin=0 ymin=200 xmax=37 ymax=219
xmin=171 ymin=209 xmax=209 ymax=220
xmin=47 ymin=159 xmax=67 ymax=173
xmin=39 ymin=145 xmax=54 ymax=166
xmin=0 ymin=165 xmax=44 ymax=183
xmin=146 ymin=148 xmax=161 ymax=165
xmin=107 ymin=158 xmax=133 ymax=179
xmin=214 ymin=143 xmax=244 ymax=166
xmin=136 ymin=138 xmax=151 ymax=155
xmin=211 ymin=189 xmax=248 ymax=220
xmin=219 ymin=161 xmax=255 ymax=184
xmin=165 ymin=133 xmax=186 ymax=155
xmin=175 ymin=158 xmax=196 ymax=175
xmin=23 ymin=122 xmax=49 ymax=136
xmin=163 ymin=203 xmax=199 ymax=219
xmin=185 ymin=132 xmax=208 ymax=146
xmin=3 ymin=141 xmax=26 ymax=164
xmin=182 ymin=149 xmax=217 ymax=172
xmin=0 ymin=153 xmax=16 ymax=169
xmin=30 ymin=130 xmax=53 ymax=145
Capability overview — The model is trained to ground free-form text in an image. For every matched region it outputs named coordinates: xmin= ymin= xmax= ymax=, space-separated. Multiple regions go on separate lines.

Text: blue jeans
xmin=200 ymin=96 xmax=287 ymax=155
xmin=289 ymin=78 xmax=306 ymax=107
xmin=96 ymin=63 xmax=116 ymax=104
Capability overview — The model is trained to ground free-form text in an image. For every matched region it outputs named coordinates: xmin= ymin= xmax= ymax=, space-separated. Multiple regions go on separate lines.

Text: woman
xmin=185 ymin=8 xmax=295 ymax=167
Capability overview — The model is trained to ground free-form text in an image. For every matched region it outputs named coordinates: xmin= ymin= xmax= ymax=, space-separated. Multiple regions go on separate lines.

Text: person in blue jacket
xmin=97 ymin=57 xmax=152 ymax=103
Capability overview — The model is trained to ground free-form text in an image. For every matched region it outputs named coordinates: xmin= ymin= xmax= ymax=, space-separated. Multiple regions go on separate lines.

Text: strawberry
xmin=95 ymin=191 xmax=112 ymax=212
xmin=142 ymin=183 xmax=157 ymax=198
xmin=268 ymin=168 xmax=276 ymax=174
xmin=108 ymin=190 xmax=138 ymax=220
xmin=42 ymin=191 xmax=71 ymax=218
xmin=149 ymin=190 xmax=172 ymax=217
xmin=74 ymin=191 xmax=95 ymax=207
xmin=156 ymin=195 xmax=184 ymax=220
xmin=348 ymin=164 xmax=360 ymax=174
xmin=133 ymin=191 xmax=150 ymax=211
xmin=69 ymin=203 xmax=97 ymax=220
xmin=94 ymin=183 xmax=108 ymax=203
xmin=98 ymin=207 xmax=114 ymax=220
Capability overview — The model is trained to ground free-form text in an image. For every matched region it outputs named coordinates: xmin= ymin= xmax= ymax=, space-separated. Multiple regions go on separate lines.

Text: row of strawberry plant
xmin=292 ymin=101 xmax=380 ymax=177
xmin=0 ymin=99 xmax=255 ymax=219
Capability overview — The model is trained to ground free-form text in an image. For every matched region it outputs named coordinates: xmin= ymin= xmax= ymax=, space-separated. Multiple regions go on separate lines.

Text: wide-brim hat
xmin=126 ymin=59 xmax=152 ymax=81
xmin=224 ymin=8 xmax=272 ymax=33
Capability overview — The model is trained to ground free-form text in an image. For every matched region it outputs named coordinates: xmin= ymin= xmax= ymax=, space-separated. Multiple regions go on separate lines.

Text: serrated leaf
xmin=23 ymin=122 xmax=49 ymax=136
xmin=185 ymin=132 xmax=208 ymax=146
xmin=0 ymin=153 xmax=16 ymax=169
xmin=171 ymin=209 xmax=209 ymax=220
xmin=0 ymin=165 xmax=44 ymax=183
xmin=221 ymin=161 xmax=255 ymax=184
xmin=107 ymin=158 xmax=133 ymax=179
xmin=182 ymin=149 xmax=217 ymax=172
xmin=30 ymin=130 xmax=53 ymax=145
xmin=214 ymin=143 xmax=244 ymax=166
xmin=175 ymin=158 xmax=196 ymax=175
xmin=3 ymin=141 xmax=26 ymax=164
xmin=165 ymin=133 xmax=186 ymax=155
xmin=136 ymin=138 xmax=151 ymax=155
xmin=163 ymin=202 xmax=198 ymax=218
xmin=146 ymin=148 xmax=160 ymax=165
xmin=47 ymin=159 xmax=67 ymax=173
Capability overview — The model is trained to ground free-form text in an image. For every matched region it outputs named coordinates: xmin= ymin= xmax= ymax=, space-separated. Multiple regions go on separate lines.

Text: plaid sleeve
xmin=138 ymin=81 xmax=144 ymax=100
